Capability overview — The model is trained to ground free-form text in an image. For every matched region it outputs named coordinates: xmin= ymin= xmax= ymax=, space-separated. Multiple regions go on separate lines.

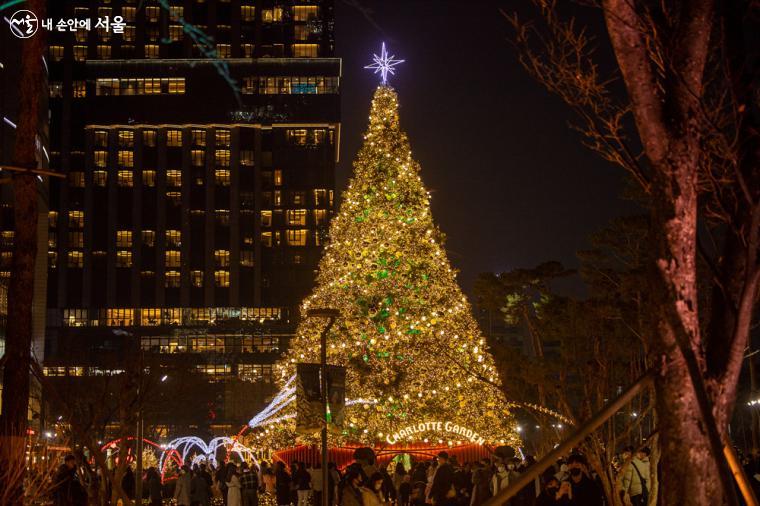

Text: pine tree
xmin=268 ymin=86 xmax=519 ymax=448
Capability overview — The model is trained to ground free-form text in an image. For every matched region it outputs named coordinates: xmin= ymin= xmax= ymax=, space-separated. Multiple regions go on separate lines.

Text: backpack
xmin=631 ymin=462 xmax=649 ymax=503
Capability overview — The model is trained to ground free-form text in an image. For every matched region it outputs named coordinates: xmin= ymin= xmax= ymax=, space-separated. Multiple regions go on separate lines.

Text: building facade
xmin=40 ymin=0 xmax=340 ymax=435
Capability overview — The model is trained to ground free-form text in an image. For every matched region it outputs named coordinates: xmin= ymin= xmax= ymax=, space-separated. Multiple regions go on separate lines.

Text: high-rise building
xmin=41 ymin=0 xmax=340 ymax=434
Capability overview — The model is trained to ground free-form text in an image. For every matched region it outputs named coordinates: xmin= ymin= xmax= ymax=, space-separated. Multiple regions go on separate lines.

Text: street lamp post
xmin=306 ymin=308 xmax=340 ymax=506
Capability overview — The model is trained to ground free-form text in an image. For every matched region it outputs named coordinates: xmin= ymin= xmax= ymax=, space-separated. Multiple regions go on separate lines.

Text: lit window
xmin=69 ymin=171 xmax=85 ymax=188
xmin=116 ymin=250 xmax=132 ymax=267
xmin=217 ymin=44 xmax=231 ymax=58
xmin=116 ymin=230 xmax=132 ymax=248
xmin=165 ymin=250 xmax=181 ymax=268
xmin=73 ymin=81 xmax=87 ymax=98
xmin=123 ymin=25 xmax=136 ymax=41
xmin=315 ymin=209 xmax=327 ymax=225
xmin=286 ymin=209 xmax=307 ymax=226
xmin=138 ymin=131 xmax=156 ymax=149
xmin=94 ymin=130 xmax=108 ymax=147
xmin=142 ymin=170 xmax=156 ymax=187
xmin=142 ymin=230 xmax=156 ymax=247
xmin=261 ymin=210 xmax=272 ymax=227
xmin=94 ymin=150 xmax=108 ymax=167
xmin=48 ymin=211 xmax=58 ymax=228
xmin=97 ymin=45 xmax=112 ymax=59
xmin=314 ymin=189 xmax=327 ymax=206
xmin=215 ymin=150 xmax=230 ymax=167
xmin=191 ymin=270 xmax=204 ymax=287
xmin=294 ymin=25 xmax=311 ymax=41
xmin=192 ymin=130 xmax=206 ymax=146
xmin=93 ymin=171 xmax=107 ymax=187
xmin=68 ymin=211 xmax=84 ymax=228
xmin=106 ymin=308 xmax=135 ymax=326
xmin=169 ymin=25 xmax=183 ymax=41
xmin=214 ymin=270 xmax=230 ymax=287
xmin=48 ymin=251 xmax=57 ymax=268
xmin=240 ymin=150 xmax=254 ymax=166
xmin=166 ymin=230 xmax=181 ymax=247
xmin=243 ymin=43 xmax=254 ymax=58
xmin=144 ymin=78 xmax=162 ymax=94
xmin=122 ymin=7 xmax=136 ymax=21
xmin=68 ymin=251 xmax=84 ymax=268
xmin=167 ymin=170 xmax=182 ymax=187
xmin=191 ymin=149 xmax=205 ymax=166
xmin=145 ymin=45 xmax=159 ymax=58
xmin=118 ymin=130 xmax=134 ymax=147
xmin=215 ymin=129 xmax=230 ymax=146
xmin=118 ymin=150 xmax=133 ymax=167
xmin=166 ymin=129 xmax=182 ymax=147
xmin=292 ymin=191 xmax=306 ymax=205
xmin=274 ymin=190 xmax=282 ymax=206
xmin=165 ymin=271 xmax=180 ymax=288
xmin=293 ymin=5 xmax=318 ymax=21
xmin=241 ymin=5 xmax=255 ymax=20
xmin=74 ymin=45 xmax=87 ymax=62
xmin=168 ymin=78 xmax=185 ymax=94
xmin=274 ymin=169 xmax=282 ymax=186
xmin=49 ymin=45 xmax=64 ymax=61
xmin=241 ymin=250 xmax=254 ymax=267
xmin=292 ymin=44 xmax=318 ymax=58
xmin=117 ymin=170 xmax=133 ymax=187
xmin=261 ymin=232 xmax=272 ymax=247
xmin=215 ymin=169 xmax=230 ymax=186
xmin=286 ymin=229 xmax=308 ymax=246
xmin=214 ymin=249 xmax=230 ymax=267
xmin=146 ymin=6 xmax=160 ymax=21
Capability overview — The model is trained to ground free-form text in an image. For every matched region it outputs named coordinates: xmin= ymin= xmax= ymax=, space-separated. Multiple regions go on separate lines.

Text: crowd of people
xmin=51 ymin=445 xmax=656 ymax=506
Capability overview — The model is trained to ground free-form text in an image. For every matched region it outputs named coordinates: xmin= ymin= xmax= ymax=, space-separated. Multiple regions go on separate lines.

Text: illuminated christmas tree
xmin=255 ymin=81 xmax=521 ymax=450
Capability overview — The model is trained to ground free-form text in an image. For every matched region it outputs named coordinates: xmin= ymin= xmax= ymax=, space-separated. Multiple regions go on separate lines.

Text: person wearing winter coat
xmin=174 ymin=465 xmax=193 ymax=506
xmin=275 ymin=462 xmax=292 ymax=506
xmin=619 ymin=447 xmax=650 ymax=506
xmin=227 ymin=464 xmax=243 ymax=506
xmin=52 ymin=455 xmax=87 ymax=506
xmin=146 ymin=467 xmax=163 ymax=506
xmin=361 ymin=473 xmax=387 ymax=506
xmin=192 ymin=468 xmax=212 ymax=506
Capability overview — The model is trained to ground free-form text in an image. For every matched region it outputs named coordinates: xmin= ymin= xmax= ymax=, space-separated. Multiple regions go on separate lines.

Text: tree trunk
xmin=0 ymin=0 xmax=45 ymax=439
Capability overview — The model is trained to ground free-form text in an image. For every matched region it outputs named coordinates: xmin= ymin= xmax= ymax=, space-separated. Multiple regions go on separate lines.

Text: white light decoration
xmin=364 ymin=42 xmax=405 ymax=85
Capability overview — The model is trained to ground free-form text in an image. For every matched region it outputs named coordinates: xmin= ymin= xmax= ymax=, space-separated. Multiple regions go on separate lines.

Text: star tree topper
xmin=364 ymin=42 xmax=404 ymax=85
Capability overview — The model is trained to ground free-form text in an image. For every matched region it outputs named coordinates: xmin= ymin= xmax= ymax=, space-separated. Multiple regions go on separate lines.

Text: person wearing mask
xmin=535 ymin=472 xmax=560 ymax=506
xmin=275 ymin=461 xmax=292 ymax=506
xmin=619 ymin=447 xmax=650 ymax=506
xmin=555 ymin=454 xmax=603 ymax=506
xmin=341 ymin=470 xmax=364 ymax=506
xmin=240 ymin=462 xmax=260 ymax=506
xmin=146 ymin=467 xmax=163 ymax=506
xmin=428 ymin=452 xmax=455 ymax=506
xmin=175 ymin=465 xmax=193 ymax=506
xmin=227 ymin=464 xmax=243 ymax=506
xmin=490 ymin=461 xmax=510 ymax=498
xmin=52 ymin=454 xmax=87 ymax=506
xmin=361 ymin=472 xmax=388 ymax=506
xmin=192 ymin=467 xmax=212 ymax=506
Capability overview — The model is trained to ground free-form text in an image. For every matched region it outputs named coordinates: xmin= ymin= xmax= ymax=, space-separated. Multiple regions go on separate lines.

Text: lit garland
xmin=255 ymin=86 xmax=521 ymax=450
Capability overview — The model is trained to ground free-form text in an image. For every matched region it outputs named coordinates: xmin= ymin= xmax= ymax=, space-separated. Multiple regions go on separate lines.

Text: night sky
xmin=334 ymin=0 xmax=639 ymax=294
